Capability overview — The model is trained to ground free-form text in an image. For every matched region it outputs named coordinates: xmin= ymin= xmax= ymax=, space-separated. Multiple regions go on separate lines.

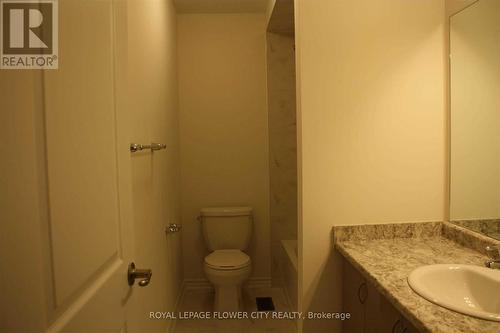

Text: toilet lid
xmin=205 ymin=249 xmax=250 ymax=270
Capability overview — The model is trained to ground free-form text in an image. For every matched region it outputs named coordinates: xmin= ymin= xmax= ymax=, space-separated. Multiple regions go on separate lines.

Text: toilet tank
xmin=200 ymin=207 xmax=253 ymax=251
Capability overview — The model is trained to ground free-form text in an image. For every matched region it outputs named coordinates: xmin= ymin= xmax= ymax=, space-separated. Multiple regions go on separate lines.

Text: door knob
xmin=128 ymin=262 xmax=152 ymax=287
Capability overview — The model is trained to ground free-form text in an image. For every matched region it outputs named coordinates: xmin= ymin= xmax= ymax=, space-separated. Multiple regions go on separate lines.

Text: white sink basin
xmin=408 ymin=264 xmax=500 ymax=322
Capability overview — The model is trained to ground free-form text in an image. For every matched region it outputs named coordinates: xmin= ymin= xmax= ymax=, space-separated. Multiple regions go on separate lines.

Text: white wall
xmin=294 ymin=0 xmax=446 ymax=331
xmin=450 ymin=0 xmax=500 ymax=220
xmin=177 ymin=14 xmax=271 ymax=281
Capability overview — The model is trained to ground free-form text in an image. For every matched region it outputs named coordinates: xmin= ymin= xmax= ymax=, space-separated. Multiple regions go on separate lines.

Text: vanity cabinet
xmin=343 ymin=260 xmax=420 ymax=333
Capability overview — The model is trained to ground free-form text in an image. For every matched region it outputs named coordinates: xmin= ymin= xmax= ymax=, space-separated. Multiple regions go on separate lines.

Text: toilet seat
xmin=204 ymin=249 xmax=250 ymax=270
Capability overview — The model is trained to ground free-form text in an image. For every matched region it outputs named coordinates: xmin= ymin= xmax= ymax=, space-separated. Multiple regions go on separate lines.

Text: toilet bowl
xmin=204 ymin=249 xmax=251 ymax=311
xmin=199 ymin=207 xmax=253 ymax=312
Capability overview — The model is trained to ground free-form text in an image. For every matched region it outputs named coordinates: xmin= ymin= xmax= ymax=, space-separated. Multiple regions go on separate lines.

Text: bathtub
xmin=280 ymin=239 xmax=298 ymax=311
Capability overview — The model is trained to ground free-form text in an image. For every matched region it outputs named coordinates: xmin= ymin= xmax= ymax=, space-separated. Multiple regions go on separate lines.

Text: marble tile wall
xmin=266 ymin=32 xmax=298 ymax=288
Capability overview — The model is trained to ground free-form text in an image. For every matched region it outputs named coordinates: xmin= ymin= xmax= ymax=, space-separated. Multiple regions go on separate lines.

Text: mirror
xmin=449 ymin=0 xmax=500 ymax=240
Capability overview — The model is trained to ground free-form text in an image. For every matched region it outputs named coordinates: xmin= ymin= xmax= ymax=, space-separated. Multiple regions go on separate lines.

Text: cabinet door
xmin=366 ymin=283 xmax=401 ymax=332
xmin=366 ymin=285 xmax=421 ymax=333
xmin=401 ymin=317 xmax=421 ymax=333
xmin=342 ymin=260 xmax=423 ymax=333
xmin=342 ymin=260 xmax=367 ymax=333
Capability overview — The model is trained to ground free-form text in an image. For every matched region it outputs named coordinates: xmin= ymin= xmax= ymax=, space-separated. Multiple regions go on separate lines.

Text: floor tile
xmin=173 ymin=288 xmax=297 ymax=333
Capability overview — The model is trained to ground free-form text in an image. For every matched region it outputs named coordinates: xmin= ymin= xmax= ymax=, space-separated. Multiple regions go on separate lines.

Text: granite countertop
xmin=334 ymin=222 xmax=500 ymax=333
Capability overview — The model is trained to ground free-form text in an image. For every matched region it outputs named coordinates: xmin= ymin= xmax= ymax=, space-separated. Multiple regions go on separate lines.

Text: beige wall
xmin=450 ymin=0 xmax=500 ymax=220
xmin=177 ymin=14 xmax=270 ymax=280
xmin=127 ymin=0 xmax=183 ymax=332
xmin=295 ymin=0 xmax=446 ymax=332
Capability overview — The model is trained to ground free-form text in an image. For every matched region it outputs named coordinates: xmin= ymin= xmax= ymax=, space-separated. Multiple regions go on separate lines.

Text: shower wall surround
xmin=266 ymin=32 xmax=298 ymax=296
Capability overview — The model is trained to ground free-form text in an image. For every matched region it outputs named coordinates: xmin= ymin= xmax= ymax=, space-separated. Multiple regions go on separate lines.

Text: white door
xmin=0 ymin=0 xmax=140 ymax=332
xmin=43 ymin=1 xmax=136 ymax=332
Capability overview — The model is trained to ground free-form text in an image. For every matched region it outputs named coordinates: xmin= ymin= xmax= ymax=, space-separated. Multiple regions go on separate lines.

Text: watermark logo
xmin=1 ymin=0 xmax=58 ymax=69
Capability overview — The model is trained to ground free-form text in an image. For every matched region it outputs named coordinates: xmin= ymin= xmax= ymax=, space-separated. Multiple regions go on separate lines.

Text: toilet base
xmin=214 ymin=285 xmax=243 ymax=312
xmin=204 ymin=263 xmax=251 ymax=312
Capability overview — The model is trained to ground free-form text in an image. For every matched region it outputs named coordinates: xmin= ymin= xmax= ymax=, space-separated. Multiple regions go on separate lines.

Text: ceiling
xmin=174 ymin=0 xmax=269 ymax=13
xmin=267 ymin=0 xmax=294 ymax=36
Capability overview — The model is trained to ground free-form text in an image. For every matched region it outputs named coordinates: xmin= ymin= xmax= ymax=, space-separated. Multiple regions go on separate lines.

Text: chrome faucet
xmin=484 ymin=246 xmax=500 ymax=269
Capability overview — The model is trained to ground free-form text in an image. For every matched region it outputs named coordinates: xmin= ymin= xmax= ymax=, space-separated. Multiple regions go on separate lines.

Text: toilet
xmin=200 ymin=206 xmax=253 ymax=312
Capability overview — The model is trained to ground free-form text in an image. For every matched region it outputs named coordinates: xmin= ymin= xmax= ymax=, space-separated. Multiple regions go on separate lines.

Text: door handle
xmin=128 ymin=262 xmax=152 ymax=287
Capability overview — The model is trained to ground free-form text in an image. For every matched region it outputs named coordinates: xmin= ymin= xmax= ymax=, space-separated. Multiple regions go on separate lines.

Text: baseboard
xmin=182 ymin=276 xmax=272 ymax=292
xmin=165 ymin=280 xmax=186 ymax=333
xmin=244 ymin=276 xmax=272 ymax=289
xmin=183 ymin=278 xmax=212 ymax=291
